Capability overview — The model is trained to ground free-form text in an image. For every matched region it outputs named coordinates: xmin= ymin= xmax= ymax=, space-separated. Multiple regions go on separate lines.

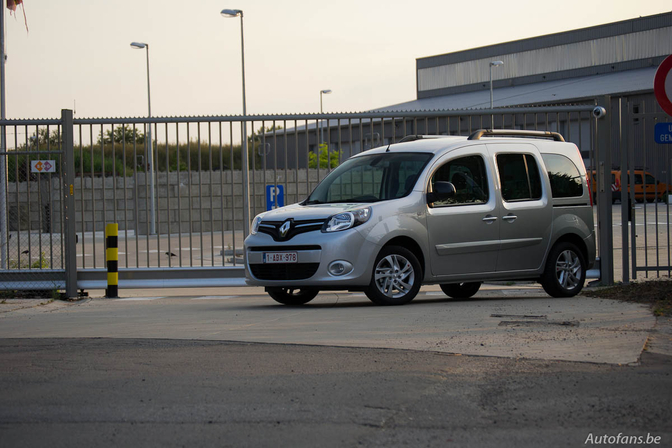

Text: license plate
xmin=263 ymin=252 xmax=298 ymax=263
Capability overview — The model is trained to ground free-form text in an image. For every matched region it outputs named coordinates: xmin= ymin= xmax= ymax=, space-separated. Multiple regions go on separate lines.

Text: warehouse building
xmin=268 ymin=11 xmax=672 ymax=177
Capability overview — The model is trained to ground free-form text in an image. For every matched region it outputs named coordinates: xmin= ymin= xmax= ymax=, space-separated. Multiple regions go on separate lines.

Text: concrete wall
xmin=7 ymin=169 xmax=323 ymax=234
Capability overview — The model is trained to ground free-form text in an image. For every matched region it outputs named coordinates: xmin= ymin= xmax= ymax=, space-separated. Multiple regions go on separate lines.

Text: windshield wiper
xmin=304 ymin=199 xmax=323 ymax=205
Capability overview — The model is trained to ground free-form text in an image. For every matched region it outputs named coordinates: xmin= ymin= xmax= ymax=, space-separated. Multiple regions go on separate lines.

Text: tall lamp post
xmin=319 ymin=89 xmax=331 ymax=144
xmin=130 ymin=42 xmax=156 ymax=235
xmin=0 ymin=4 xmax=7 ymax=268
xmin=489 ymin=60 xmax=504 ymax=109
xmin=221 ymin=8 xmax=250 ymax=237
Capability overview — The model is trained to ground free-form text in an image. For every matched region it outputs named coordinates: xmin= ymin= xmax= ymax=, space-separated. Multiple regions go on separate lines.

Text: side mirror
xmin=427 ymin=181 xmax=456 ymax=204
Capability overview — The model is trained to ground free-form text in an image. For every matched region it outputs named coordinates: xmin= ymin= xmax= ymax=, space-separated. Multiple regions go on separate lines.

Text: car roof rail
xmin=398 ymin=135 xmax=450 ymax=143
xmin=468 ymin=129 xmax=565 ymax=142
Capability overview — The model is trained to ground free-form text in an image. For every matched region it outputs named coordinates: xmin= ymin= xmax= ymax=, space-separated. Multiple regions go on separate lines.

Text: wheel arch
xmin=381 ymin=236 xmax=426 ymax=277
xmin=548 ymin=232 xmax=588 ymax=265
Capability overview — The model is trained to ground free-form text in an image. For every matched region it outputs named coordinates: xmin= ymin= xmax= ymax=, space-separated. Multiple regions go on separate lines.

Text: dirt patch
xmin=582 ymin=277 xmax=672 ymax=317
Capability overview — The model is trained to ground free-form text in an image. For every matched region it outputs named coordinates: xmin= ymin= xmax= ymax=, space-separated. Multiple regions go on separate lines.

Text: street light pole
xmin=319 ymin=89 xmax=331 ymax=144
xmin=489 ymin=60 xmax=504 ymax=109
xmin=0 ymin=4 xmax=7 ymax=269
xmin=221 ymin=9 xmax=250 ymax=237
xmin=131 ymin=42 xmax=156 ymax=235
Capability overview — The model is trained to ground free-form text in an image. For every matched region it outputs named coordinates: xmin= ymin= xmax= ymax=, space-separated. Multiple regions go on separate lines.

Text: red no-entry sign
xmin=654 ymin=54 xmax=672 ymax=117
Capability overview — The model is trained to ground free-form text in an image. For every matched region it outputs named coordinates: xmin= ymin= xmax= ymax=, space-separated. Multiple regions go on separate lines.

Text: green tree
xmin=29 ymin=128 xmax=61 ymax=148
xmin=309 ymin=143 xmax=341 ymax=169
xmin=98 ymin=125 xmax=145 ymax=145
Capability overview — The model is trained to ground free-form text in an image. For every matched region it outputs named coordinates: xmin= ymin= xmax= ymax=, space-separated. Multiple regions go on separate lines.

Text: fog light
xmin=328 ymin=260 xmax=353 ymax=276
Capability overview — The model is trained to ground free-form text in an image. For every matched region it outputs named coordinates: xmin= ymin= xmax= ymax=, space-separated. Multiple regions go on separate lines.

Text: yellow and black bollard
xmin=105 ymin=223 xmax=119 ymax=298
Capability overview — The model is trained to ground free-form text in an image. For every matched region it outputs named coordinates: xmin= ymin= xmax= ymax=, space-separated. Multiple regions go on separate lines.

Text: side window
xmin=635 ymin=174 xmax=643 ymax=185
xmin=645 ymin=174 xmax=657 ymax=185
xmin=430 ymin=155 xmax=489 ymax=206
xmin=541 ymin=154 xmax=584 ymax=198
xmin=497 ymin=154 xmax=542 ymax=202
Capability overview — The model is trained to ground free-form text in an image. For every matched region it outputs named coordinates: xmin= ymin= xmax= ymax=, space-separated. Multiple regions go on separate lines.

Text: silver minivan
xmin=244 ymin=130 xmax=596 ymax=306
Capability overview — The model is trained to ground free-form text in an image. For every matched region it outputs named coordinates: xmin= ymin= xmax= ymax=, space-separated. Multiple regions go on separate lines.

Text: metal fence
xmin=0 ymin=111 xmax=76 ymax=293
xmin=614 ymin=95 xmax=672 ymax=281
xmin=4 ymin=101 xmax=665 ymax=296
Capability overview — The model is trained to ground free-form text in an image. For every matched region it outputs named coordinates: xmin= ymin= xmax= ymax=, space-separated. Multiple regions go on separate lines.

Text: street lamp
xmin=489 ymin=60 xmax=504 ymax=109
xmin=130 ymin=41 xmax=156 ymax=235
xmin=221 ymin=8 xmax=251 ymax=237
xmin=320 ymin=89 xmax=331 ymax=144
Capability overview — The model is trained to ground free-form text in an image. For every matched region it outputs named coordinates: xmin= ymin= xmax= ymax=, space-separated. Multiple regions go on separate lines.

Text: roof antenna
xmin=386 ymin=143 xmax=391 ymax=152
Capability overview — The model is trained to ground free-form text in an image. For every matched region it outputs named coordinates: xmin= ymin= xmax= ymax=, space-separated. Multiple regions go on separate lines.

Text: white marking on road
xmin=143 ymin=248 xmax=200 ymax=254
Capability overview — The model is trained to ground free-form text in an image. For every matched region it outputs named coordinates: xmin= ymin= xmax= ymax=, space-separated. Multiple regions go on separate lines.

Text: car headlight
xmin=323 ymin=207 xmax=372 ymax=233
xmin=251 ymin=213 xmax=266 ymax=235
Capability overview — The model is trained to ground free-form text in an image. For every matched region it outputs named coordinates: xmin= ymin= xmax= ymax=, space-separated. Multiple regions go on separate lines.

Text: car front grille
xmin=258 ymin=219 xmax=326 ymax=242
xmin=249 ymin=263 xmax=320 ymax=281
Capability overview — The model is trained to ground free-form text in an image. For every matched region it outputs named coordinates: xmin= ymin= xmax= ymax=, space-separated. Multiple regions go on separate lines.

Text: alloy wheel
xmin=374 ymin=254 xmax=415 ymax=298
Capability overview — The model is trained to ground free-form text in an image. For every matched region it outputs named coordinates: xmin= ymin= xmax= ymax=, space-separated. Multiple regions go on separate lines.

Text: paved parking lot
xmin=2 ymin=284 xmax=671 ymax=448
xmin=0 ymin=284 xmax=660 ymax=365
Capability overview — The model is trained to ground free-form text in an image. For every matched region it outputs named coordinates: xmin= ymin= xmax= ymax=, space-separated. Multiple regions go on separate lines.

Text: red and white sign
xmin=30 ymin=160 xmax=56 ymax=173
xmin=654 ymin=54 xmax=672 ymax=117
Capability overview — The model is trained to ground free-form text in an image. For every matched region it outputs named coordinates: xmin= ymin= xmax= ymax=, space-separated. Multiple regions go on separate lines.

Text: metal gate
xmin=2 ymin=103 xmax=639 ymax=296
xmin=611 ymin=95 xmax=672 ymax=282
xmin=0 ymin=111 xmax=76 ymax=294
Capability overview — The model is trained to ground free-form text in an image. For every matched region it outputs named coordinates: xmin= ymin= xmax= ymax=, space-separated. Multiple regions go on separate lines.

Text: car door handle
xmin=482 ymin=216 xmax=498 ymax=223
xmin=502 ymin=214 xmax=518 ymax=222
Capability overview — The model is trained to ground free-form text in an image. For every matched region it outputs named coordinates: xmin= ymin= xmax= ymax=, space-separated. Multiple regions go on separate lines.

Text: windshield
xmin=305 ymin=152 xmax=433 ymax=204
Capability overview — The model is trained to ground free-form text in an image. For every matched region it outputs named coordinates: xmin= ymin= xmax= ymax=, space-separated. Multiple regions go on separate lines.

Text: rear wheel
xmin=540 ymin=242 xmax=586 ymax=298
xmin=267 ymin=287 xmax=319 ymax=305
xmin=440 ymin=282 xmax=481 ymax=299
xmin=365 ymin=246 xmax=422 ymax=306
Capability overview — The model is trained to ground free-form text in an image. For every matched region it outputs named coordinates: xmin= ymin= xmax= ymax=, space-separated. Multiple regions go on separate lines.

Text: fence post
xmin=619 ymin=98 xmax=630 ymax=284
xmin=595 ymin=96 xmax=614 ymax=285
xmin=62 ymin=109 xmax=78 ymax=298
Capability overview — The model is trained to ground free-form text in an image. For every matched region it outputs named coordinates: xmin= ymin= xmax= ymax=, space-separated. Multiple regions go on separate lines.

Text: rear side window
xmin=541 ymin=154 xmax=584 ymax=198
xmin=496 ymin=154 xmax=542 ymax=201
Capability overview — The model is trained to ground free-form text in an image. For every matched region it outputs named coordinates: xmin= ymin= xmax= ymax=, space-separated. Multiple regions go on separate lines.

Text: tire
xmin=440 ymin=282 xmax=481 ymax=299
xmin=365 ymin=246 xmax=422 ymax=306
xmin=267 ymin=287 xmax=319 ymax=305
xmin=540 ymin=242 xmax=586 ymax=298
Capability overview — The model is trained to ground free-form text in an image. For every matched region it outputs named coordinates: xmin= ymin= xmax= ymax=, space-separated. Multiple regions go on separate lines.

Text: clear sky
xmin=2 ymin=0 xmax=670 ymax=119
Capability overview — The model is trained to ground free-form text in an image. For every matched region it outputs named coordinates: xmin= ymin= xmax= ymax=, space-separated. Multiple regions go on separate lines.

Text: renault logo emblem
xmin=279 ymin=220 xmax=291 ymax=238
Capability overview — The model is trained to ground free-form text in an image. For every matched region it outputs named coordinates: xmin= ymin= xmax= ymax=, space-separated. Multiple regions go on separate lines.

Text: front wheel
xmin=267 ymin=287 xmax=319 ymax=305
xmin=540 ymin=242 xmax=586 ymax=298
xmin=365 ymin=246 xmax=422 ymax=306
xmin=440 ymin=282 xmax=481 ymax=299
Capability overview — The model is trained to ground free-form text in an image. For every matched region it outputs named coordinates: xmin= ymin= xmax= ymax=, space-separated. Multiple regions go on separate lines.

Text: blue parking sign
xmin=654 ymin=123 xmax=672 ymax=144
xmin=266 ymin=185 xmax=284 ymax=210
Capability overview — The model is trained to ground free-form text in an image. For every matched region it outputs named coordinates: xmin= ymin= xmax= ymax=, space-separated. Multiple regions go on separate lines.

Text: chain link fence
xmin=1 ymin=122 xmax=67 ymax=292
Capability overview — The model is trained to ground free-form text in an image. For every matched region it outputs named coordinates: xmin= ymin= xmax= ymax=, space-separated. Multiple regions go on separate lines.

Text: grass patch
xmin=582 ymin=277 xmax=672 ymax=317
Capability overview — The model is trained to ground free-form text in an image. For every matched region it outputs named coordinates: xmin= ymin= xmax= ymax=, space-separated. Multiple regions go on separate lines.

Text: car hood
xmin=259 ymin=203 xmax=369 ymax=221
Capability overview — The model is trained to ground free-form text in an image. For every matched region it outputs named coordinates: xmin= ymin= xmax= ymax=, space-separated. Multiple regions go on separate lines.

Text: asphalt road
xmin=1 ymin=338 xmax=670 ymax=448
xmin=1 ymin=286 xmax=671 ymax=447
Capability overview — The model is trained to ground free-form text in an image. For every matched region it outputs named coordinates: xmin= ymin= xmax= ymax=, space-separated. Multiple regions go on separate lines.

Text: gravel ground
xmin=583 ymin=277 xmax=672 ymax=316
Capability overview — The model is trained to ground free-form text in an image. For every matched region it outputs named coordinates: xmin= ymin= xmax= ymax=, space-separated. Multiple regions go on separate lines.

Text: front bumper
xmin=244 ymin=227 xmax=379 ymax=288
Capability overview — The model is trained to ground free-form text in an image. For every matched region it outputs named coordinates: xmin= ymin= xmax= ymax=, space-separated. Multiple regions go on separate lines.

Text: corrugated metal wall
xmin=418 ymin=27 xmax=672 ymax=92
